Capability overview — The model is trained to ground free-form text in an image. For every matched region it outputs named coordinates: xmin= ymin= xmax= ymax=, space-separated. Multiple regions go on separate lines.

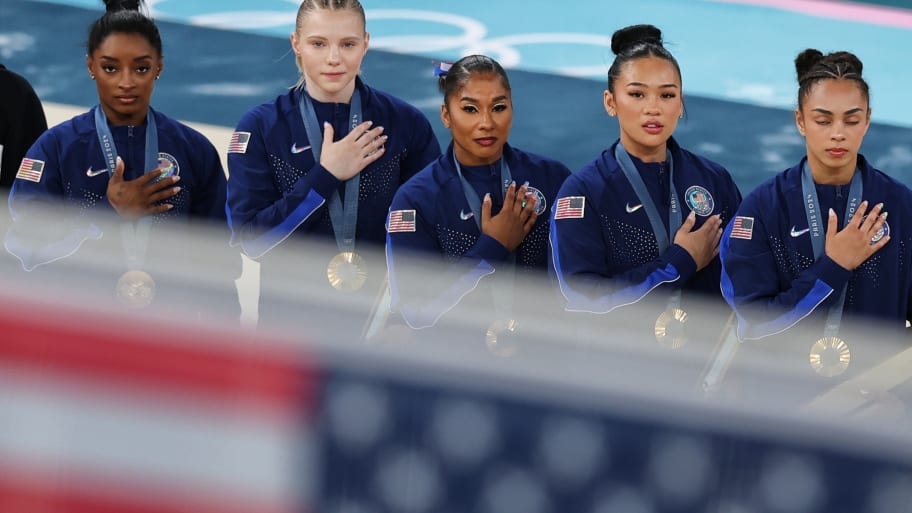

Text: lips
xmin=323 ymin=72 xmax=346 ymax=80
xmin=827 ymin=148 xmax=849 ymax=158
xmin=643 ymin=120 xmax=664 ymax=135
xmin=475 ymin=137 xmax=497 ymax=147
xmin=115 ymin=96 xmax=138 ymax=105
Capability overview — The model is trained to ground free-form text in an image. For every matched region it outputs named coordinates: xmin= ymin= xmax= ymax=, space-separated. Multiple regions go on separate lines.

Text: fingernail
xmin=116 ymin=156 xmax=122 ymax=164
xmin=323 ymin=121 xmax=330 ymax=128
xmin=173 ymin=187 xmax=181 ymax=193
xmin=877 ymin=202 xmax=884 ymax=210
xmin=522 ymin=180 xmax=529 ymax=187
xmin=881 ymin=211 xmax=888 ymax=220
xmin=173 ymin=175 xmax=181 ymax=183
xmin=484 ymin=193 xmax=491 ymax=201
xmin=829 ymin=208 xmax=836 ymax=216
xmin=689 ymin=211 xmax=695 ymax=219
xmin=166 ymin=204 xmax=174 ymax=210
xmin=366 ymin=121 xmax=373 ymax=126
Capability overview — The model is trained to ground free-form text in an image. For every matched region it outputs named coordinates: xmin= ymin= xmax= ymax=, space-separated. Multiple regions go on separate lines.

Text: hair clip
xmin=433 ymin=61 xmax=453 ymax=77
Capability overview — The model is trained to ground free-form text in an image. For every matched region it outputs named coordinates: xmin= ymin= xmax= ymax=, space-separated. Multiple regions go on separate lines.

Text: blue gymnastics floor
xmin=4 ymin=0 xmax=912 ymax=192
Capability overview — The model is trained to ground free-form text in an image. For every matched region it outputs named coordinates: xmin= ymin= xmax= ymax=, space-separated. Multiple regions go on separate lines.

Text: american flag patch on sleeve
xmin=554 ymin=196 xmax=585 ymax=220
xmin=227 ymin=132 xmax=251 ymax=154
xmin=730 ymin=216 xmax=754 ymax=240
xmin=16 ymin=158 xmax=45 ymax=183
xmin=387 ymin=209 xmax=416 ymax=233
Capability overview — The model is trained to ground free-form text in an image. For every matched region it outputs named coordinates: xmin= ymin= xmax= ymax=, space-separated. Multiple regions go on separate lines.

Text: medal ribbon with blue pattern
xmin=453 ymin=153 xmax=517 ymax=324
xmin=94 ymin=105 xmax=155 ymax=270
xmin=615 ymin=143 xmax=682 ymax=308
xmin=801 ymin=161 xmax=863 ymax=338
xmin=298 ymin=86 xmax=362 ymax=253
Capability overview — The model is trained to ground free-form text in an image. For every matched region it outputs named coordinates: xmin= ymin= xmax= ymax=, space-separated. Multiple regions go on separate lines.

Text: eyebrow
xmin=99 ymin=55 xmax=153 ymax=62
xmin=460 ymin=95 xmax=509 ymax=102
xmin=626 ymin=82 xmax=678 ymax=89
xmin=811 ymin=107 xmax=865 ymax=116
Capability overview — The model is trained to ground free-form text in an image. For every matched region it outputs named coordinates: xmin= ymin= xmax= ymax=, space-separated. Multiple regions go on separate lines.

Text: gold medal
xmin=326 ymin=251 xmax=367 ymax=292
xmin=809 ymin=336 xmax=851 ymax=377
xmin=654 ymin=307 xmax=689 ymax=349
xmin=485 ymin=319 xmax=519 ymax=358
xmin=115 ymin=270 xmax=156 ymax=308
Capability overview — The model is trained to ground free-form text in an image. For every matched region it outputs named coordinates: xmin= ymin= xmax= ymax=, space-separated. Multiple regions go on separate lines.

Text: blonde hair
xmin=293 ymin=0 xmax=366 ymax=89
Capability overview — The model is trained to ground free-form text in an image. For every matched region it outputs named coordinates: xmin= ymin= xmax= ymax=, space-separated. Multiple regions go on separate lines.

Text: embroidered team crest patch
xmin=869 ymin=217 xmax=890 ymax=244
xmin=730 ymin=216 xmax=754 ymax=240
xmin=387 ymin=209 xmax=416 ymax=233
xmin=526 ymin=186 xmax=547 ymax=215
xmin=227 ymin=132 xmax=251 ymax=154
xmin=156 ymin=152 xmax=180 ymax=180
xmin=685 ymin=185 xmax=714 ymax=216
xmin=554 ymin=196 xmax=585 ymax=220
xmin=16 ymin=158 xmax=45 ymax=183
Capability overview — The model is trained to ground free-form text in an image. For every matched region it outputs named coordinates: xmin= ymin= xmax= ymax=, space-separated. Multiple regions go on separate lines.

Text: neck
xmin=621 ymin=136 xmax=666 ymax=163
xmin=307 ymin=79 xmax=356 ymax=104
xmin=808 ymin=155 xmax=858 ymax=185
xmin=454 ymin=145 xmax=502 ymax=168
xmin=102 ymin=105 xmax=147 ymax=126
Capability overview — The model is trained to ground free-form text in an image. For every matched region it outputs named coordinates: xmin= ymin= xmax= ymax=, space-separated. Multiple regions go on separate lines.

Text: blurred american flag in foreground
xmin=2 ymin=289 xmax=912 ymax=513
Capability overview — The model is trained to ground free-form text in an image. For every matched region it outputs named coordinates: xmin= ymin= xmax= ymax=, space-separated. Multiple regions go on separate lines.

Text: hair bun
xmin=828 ymin=51 xmax=864 ymax=76
xmin=611 ymin=24 xmax=663 ymax=55
xmin=794 ymin=48 xmax=824 ymax=81
xmin=103 ymin=0 xmax=142 ymax=13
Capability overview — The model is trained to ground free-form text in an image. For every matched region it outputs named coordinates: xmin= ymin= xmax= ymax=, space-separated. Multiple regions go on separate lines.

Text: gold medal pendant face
xmin=654 ymin=307 xmax=689 ymax=349
xmin=809 ymin=336 xmax=851 ymax=377
xmin=327 ymin=251 xmax=367 ymax=292
xmin=485 ymin=319 xmax=519 ymax=358
xmin=115 ymin=270 xmax=156 ymax=308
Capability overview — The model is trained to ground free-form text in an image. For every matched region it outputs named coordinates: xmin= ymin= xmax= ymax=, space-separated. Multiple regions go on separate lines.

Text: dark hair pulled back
xmin=438 ymin=55 xmax=511 ymax=107
xmin=606 ymin=24 xmax=681 ymax=93
xmin=795 ymin=48 xmax=869 ymax=109
xmin=87 ymin=0 xmax=162 ymax=57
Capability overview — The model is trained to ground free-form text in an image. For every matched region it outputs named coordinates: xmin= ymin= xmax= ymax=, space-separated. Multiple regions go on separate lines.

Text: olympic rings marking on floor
xmin=180 ymin=8 xmax=612 ymax=77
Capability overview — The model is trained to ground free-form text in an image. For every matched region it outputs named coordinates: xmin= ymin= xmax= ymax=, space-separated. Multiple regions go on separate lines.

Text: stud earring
xmin=90 ymin=74 xmax=95 ymax=80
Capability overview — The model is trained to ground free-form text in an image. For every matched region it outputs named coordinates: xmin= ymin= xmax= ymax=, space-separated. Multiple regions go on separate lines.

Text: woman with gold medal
xmin=721 ymin=49 xmax=912 ymax=388
xmin=549 ymin=25 xmax=741 ymax=352
xmin=226 ymin=0 xmax=440 ymax=331
xmin=6 ymin=0 xmax=238 ymax=319
xmin=383 ymin=55 xmax=571 ymax=353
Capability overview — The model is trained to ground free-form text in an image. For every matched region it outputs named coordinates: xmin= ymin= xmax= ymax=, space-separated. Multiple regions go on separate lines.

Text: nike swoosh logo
xmin=86 ymin=167 xmax=106 ymax=177
xmin=626 ymin=203 xmax=643 ymax=213
xmin=790 ymin=226 xmax=810 ymax=237
xmin=291 ymin=143 xmax=311 ymax=154
xmin=459 ymin=209 xmax=474 ymax=221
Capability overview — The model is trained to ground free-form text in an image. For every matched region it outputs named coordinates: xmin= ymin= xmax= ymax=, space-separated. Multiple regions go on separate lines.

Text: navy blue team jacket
xmin=386 ymin=142 xmax=571 ymax=329
xmin=721 ymin=155 xmax=912 ymax=340
xmin=226 ymin=77 xmax=441 ymax=260
xmin=550 ymin=137 xmax=742 ymax=314
xmin=6 ymin=107 xmax=228 ymax=270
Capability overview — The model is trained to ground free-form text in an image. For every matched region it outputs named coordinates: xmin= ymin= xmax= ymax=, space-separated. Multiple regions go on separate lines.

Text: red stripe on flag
xmin=0 ymin=465 xmax=299 ymax=513
xmin=0 ymin=299 xmax=317 ymax=417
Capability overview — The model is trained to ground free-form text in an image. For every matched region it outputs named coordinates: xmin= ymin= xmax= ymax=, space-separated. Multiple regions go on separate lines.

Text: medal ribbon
xmin=614 ymin=143 xmax=682 ymax=309
xmin=94 ymin=105 xmax=156 ymax=270
xmin=800 ymin=161 xmax=862 ymax=338
xmin=298 ymin=86 xmax=362 ymax=253
xmin=453 ymin=154 xmax=517 ymax=323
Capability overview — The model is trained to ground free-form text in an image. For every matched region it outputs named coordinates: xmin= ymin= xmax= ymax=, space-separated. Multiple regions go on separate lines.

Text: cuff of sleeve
xmin=308 ymin=165 xmax=342 ymax=200
xmin=666 ymin=244 xmax=698 ymax=282
xmin=815 ymin=254 xmax=853 ymax=290
xmin=473 ymin=234 xmax=511 ymax=263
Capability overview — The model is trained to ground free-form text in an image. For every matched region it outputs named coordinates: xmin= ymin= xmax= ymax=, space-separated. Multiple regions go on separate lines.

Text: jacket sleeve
xmin=225 ymin=111 xmax=341 ymax=259
xmin=400 ymin=111 xmax=441 ymax=183
xmin=5 ymin=132 xmax=102 ymax=271
xmin=719 ymin=194 xmax=851 ymax=341
xmin=386 ymin=185 xmax=511 ymax=329
xmin=549 ymin=175 xmax=697 ymax=313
